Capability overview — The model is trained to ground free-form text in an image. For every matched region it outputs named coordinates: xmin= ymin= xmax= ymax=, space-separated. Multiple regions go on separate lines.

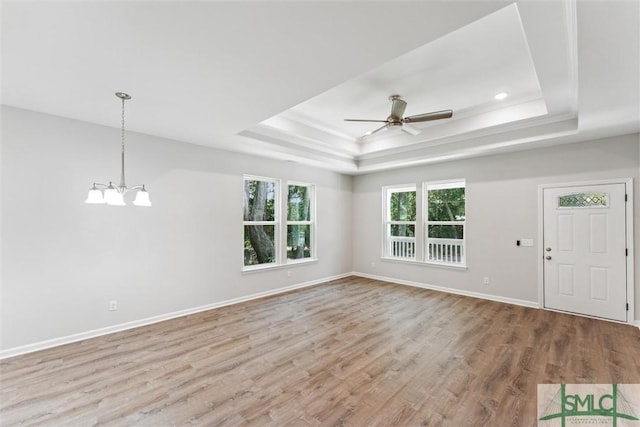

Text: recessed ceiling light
xmin=494 ymin=92 xmax=508 ymax=100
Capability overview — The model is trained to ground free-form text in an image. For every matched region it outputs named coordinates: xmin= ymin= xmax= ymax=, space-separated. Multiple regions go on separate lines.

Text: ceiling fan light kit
xmin=85 ymin=92 xmax=152 ymax=207
xmin=344 ymin=94 xmax=453 ymax=138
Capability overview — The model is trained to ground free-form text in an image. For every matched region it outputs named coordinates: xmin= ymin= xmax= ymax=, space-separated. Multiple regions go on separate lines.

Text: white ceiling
xmin=2 ymin=1 xmax=639 ymax=174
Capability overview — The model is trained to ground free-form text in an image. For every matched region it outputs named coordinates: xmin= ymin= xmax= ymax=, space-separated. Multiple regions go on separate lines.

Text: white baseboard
xmin=352 ymin=271 xmax=539 ymax=309
xmin=0 ymin=272 xmax=352 ymax=360
xmin=3 ymin=272 xmax=634 ymax=359
xmin=356 ymin=272 xmax=640 ymax=327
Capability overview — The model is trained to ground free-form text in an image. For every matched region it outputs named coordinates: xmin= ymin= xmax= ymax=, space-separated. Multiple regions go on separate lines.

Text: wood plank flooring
xmin=1 ymin=276 xmax=639 ymax=426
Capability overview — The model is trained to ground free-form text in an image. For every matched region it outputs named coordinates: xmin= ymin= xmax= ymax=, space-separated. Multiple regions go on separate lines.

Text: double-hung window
xmin=383 ymin=185 xmax=417 ymax=259
xmin=381 ymin=180 xmax=466 ymax=267
xmin=287 ymin=183 xmax=314 ymax=261
xmin=243 ymin=176 xmax=316 ymax=270
xmin=424 ymin=181 xmax=465 ymax=265
xmin=243 ymin=176 xmax=278 ymax=267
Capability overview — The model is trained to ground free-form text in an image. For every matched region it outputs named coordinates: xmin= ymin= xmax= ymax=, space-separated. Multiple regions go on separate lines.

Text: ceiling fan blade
xmin=364 ymin=124 xmax=388 ymax=137
xmin=344 ymin=119 xmax=388 ymax=123
xmin=390 ymin=97 xmax=407 ymax=120
xmin=403 ymin=110 xmax=453 ymax=123
xmin=400 ymin=124 xmax=421 ymax=136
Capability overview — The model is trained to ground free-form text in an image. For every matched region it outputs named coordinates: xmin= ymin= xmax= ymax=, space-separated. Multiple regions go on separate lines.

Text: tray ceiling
xmin=2 ymin=1 xmax=638 ymax=174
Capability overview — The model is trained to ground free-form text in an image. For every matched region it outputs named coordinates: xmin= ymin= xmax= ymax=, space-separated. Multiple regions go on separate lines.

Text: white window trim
xmin=426 ymin=180 xmax=466 ymax=190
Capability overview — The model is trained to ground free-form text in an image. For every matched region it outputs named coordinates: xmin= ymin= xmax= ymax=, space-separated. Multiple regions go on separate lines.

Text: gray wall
xmin=1 ymin=105 xmax=638 ymax=354
xmin=0 ymin=106 xmax=353 ymax=351
xmin=352 ymin=134 xmax=640 ymax=317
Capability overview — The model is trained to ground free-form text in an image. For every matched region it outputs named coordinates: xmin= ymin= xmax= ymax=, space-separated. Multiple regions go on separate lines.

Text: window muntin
xmin=384 ymin=186 xmax=417 ymax=259
xmin=287 ymin=184 xmax=314 ymax=261
xmin=425 ymin=181 xmax=465 ymax=265
xmin=243 ymin=177 xmax=278 ymax=267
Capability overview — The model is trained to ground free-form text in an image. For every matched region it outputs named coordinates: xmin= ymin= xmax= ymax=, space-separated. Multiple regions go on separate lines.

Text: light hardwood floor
xmin=1 ymin=276 xmax=639 ymax=426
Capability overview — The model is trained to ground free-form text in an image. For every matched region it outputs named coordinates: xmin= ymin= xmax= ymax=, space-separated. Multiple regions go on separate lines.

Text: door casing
xmin=537 ymin=178 xmax=635 ymax=324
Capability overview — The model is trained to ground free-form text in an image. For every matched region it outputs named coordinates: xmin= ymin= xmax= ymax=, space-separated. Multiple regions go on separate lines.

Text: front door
xmin=543 ymin=183 xmax=627 ymax=321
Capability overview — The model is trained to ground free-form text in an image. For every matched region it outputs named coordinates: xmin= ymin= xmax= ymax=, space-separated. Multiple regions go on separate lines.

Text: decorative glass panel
xmin=287 ymin=224 xmax=311 ymax=260
xmin=558 ymin=193 xmax=607 ymax=208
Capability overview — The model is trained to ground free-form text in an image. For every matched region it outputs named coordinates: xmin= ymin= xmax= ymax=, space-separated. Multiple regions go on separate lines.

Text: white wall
xmin=0 ymin=106 xmax=353 ymax=351
xmin=2 ymin=106 xmax=638 ymax=355
xmin=352 ymin=134 xmax=640 ymax=318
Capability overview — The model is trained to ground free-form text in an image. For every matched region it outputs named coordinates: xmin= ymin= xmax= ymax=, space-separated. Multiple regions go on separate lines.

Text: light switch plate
xmin=520 ymin=239 xmax=534 ymax=247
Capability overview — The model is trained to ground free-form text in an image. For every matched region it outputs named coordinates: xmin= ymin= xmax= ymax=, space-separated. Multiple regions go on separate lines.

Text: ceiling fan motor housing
xmin=344 ymin=94 xmax=452 ymax=137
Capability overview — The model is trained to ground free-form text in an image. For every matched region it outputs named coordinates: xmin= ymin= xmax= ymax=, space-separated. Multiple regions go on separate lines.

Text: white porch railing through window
xmin=387 ymin=237 xmax=465 ymax=264
xmin=388 ymin=236 xmax=415 ymax=258
xmin=427 ymin=238 xmax=464 ymax=264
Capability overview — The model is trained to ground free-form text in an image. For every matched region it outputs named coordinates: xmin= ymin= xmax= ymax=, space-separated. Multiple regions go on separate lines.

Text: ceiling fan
xmin=344 ymin=95 xmax=453 ymax=137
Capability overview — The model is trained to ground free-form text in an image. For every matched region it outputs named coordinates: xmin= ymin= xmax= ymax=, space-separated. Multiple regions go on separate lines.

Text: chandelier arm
xmin=117 ymin=185 xmax=148 ymax=196
xmin=92 ymin=182 xmax=108 ymax=188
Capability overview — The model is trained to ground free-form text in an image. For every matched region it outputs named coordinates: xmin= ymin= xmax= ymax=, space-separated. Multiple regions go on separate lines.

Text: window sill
xmin=380 ymin=257 xmax=468 ymax=270
xmin=242 ymin=258 xmax=318 ymax=274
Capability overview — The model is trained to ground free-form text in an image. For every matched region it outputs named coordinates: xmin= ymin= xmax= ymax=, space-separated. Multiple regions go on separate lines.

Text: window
xmin=243 ymin=176 xmax=316 ymax=270
xmin=425 ymin=181 xmax=465 ymax=265
xmin=287 ymin=183 xmax=314 ymax=261
xmin=381 ymin=180 xmax=466 ymax=267
xmin=243 ymin=177 xmax=278 ymax=267
xmin=383 ymin=185 xmax=417 ymax=259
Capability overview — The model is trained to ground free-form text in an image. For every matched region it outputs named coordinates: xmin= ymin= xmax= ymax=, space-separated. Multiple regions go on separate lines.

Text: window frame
xmin=285 ymin=181 xmax=316 ymax=264
xmin=423 ymin=179 xmax=466 ymax=267
xmin=382 ymin=184 xmax=418 ymax=260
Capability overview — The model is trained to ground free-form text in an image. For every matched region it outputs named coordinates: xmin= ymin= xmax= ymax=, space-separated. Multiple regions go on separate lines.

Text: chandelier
xmin=85 ymin=92 xmax=151 ymax=207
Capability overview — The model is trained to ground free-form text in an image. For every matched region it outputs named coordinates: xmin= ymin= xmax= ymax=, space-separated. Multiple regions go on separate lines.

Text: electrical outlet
xmin=483 ymin=277 xmax=490 ymax=285
xmin=287 ymin=270 xmax=292 ymax=277
xmin=371 ymin=261 xmax=376 ymax=268
xmin=109 ymin=300 xmax=118 ymax=311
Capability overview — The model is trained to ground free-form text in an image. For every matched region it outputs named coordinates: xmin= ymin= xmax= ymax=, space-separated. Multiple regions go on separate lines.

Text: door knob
xmin=545 ymin=255 xmax=552 ymax=260
xmin=545 ymin=247 xmax=552 ymax=252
